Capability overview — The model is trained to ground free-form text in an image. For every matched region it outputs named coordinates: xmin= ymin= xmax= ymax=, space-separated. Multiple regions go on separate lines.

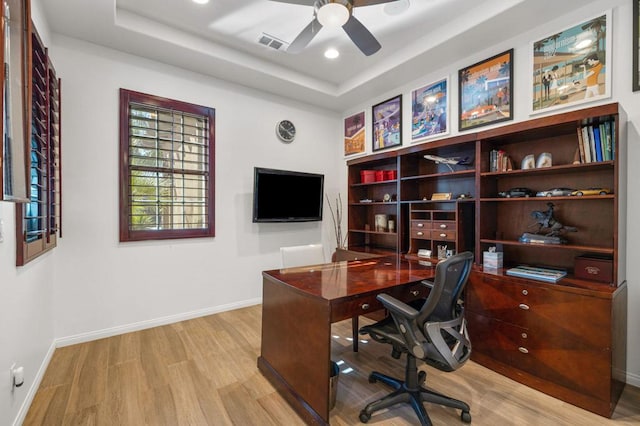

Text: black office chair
xmin=358 ymin=251 xmax=474 ymax=425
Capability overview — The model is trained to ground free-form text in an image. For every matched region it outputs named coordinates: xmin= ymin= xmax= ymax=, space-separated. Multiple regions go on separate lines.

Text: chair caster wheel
xmin=418 ymin=370 xmax=426 ymax=385
xmin=461 ymin=411 xmax=471 ymax=423
xmin=359 ymin=410 xmax=371 ymax=423
xmin=368 ymin=374 xmax=377 ymax=384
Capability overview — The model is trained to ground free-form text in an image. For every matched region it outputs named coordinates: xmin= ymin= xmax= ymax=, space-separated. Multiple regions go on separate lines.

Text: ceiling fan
xmin=269 ymin=0 xmax=401 ymax=56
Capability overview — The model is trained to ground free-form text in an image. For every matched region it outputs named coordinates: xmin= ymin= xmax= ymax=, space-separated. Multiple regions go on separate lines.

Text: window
xmin=16 ymin=25 xmax=61 ymax=266
xmin=119 ymin=89 xmax=215 ymax=242
xmin=1 ymin=0 xmax=30 ymax=202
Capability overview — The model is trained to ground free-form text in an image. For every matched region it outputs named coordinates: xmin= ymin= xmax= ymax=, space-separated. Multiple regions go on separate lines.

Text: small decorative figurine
xmin=520 ymin=202 xmax=576 ymax=244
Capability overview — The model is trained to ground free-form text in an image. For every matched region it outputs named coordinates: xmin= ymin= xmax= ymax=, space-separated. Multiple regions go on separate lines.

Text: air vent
xmin=258 ymin=33 xmax=288 ymax=51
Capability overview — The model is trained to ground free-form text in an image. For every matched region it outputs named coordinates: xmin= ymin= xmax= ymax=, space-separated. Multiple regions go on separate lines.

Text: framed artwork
xmin=458 ymin=49 xmax=513 ymax=131
xmin=634 ymin=0 xmax=639 ymax=91
xmin=1 ymin=0 xmax=30 ymax=202
xmin=344 ymin=111 xmax=365 ymax=156
xmin=411 ymin=78 xmax=448 ymax=142
xmin=531 ymin=11 xmax=611 ymax=113
xmin=372 ymin=95 xmax=402 ymax=152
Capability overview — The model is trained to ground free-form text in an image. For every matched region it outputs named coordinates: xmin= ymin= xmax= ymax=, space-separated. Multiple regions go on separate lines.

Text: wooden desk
xmin=257 ymin=255 xmax=436 ymax=425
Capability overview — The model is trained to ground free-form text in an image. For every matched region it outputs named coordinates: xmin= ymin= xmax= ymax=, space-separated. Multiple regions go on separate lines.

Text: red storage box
xmin=384 ymin=170 xmax=397 ymax=180
xmin=574 ymin=254 xmax=613 ymax=284
xmin=360 ymin=170 xmax=376 ymax=183
xmin=375 ymin=170 xmax=385 ymax=181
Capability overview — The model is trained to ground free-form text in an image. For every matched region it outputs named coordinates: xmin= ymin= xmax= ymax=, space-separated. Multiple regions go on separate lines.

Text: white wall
xmin=0 ymin=2 xmax=56 ymax=425
xmin=48 ymin=36 xmax=343 ymax=342
xmin=343 ymin=0 xmax=640 ymax=385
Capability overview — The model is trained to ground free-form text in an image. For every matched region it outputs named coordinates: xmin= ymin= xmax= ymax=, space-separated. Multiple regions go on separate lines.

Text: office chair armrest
xmin=377 ymin=293 xmax=431 ymax=359
xmin=376 ymin=293 xmax=419 ymax=319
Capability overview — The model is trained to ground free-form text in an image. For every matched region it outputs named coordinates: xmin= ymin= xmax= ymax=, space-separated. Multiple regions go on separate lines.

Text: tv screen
xmin=253 ymin=167 xmax=324 ymax=222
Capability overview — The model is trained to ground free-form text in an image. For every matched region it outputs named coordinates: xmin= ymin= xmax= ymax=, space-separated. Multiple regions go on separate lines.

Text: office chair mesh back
xmin=416 ymin=252 xmax=473 ymax=371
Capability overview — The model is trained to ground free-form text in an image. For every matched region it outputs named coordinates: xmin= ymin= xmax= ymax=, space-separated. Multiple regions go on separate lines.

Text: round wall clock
xmin=276 ymin=120 xmax=296 ymax=143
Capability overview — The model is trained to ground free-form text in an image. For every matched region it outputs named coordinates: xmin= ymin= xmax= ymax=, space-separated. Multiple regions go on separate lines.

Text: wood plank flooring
xmin=25 ymin=305 xmax=640 ymax=425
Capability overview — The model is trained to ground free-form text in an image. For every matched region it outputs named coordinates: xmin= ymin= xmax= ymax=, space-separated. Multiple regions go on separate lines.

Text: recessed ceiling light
xmin=192 ymin=0 xmax=209 ymax=4
xmin=324 ymin=48 xmax=340 ymax=59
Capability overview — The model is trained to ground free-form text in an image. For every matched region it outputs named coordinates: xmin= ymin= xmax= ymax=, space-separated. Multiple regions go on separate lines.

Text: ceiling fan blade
xmin=342 ymin=15 xmax=381 ymax=56
xmin=288 ymin=18 xmax=323 ymax=53
xmin=268 ymin=0 xmax=316 ymax=5
xmin=353 ymin=0 xmax=400 ymax=7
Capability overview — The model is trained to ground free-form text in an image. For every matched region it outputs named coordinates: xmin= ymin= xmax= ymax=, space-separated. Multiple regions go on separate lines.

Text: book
xmin=587 ymin=125 xmax=596 ymax=162
xmin=506 ymin=265 xmax=567 ymax=283
xmin=593 ymin=126 xmax=603 ymax=162
xmin=576 ymin=126 xmax=585 ymax=163
xmin=611 ymin=120 xmax=616 ymax=159
xmin=581 ymin=126 xmax=592 ymax=163
xmin=603 ymin=121 xmax=612 ymax=161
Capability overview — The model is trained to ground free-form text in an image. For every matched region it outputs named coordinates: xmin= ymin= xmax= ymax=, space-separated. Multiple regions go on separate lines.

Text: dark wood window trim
xmin=16 ymin=23 xmax=61 ymax=266
xmin=119 ymin=89 xmax=216 ymax=242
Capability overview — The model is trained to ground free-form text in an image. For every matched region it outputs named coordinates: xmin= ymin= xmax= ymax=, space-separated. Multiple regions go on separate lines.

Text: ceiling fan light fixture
xmin=317 ymin=3 xmax=350 ymax=27
xmin=324 ymin=48 xmax=340 ymax=59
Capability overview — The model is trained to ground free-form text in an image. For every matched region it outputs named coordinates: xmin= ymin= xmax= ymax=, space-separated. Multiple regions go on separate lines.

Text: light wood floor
xmin=25 ymin=304 xmax=640 ymax=425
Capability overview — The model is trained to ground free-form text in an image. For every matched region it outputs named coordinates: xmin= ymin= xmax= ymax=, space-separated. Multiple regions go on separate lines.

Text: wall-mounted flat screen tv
xmin=253 ymin=167 xmax=324 ymax=222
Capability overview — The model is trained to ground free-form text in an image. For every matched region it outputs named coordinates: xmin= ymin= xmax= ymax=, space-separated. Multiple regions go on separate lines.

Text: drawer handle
xmin=439 ymin=224 xmax=447 ymax=229
xmin=410 ymin=290 xmax=420 ymax=296
xmin=522 ymin=289 xmax=528 ymax=296
xmin=417 ymin=232 xmax=424 ymax=236
xmin=518 ymin=304 xmax=530 ymax=310
xmin=518 ymin=347 xmax=529 ymax=354
xmin=417 ymin=223 xmax=424 ymax=228
xmin=361 ymin=303 xmax=370 ymax=310
xmin=439 ymin=233 xmax=447 ymax=238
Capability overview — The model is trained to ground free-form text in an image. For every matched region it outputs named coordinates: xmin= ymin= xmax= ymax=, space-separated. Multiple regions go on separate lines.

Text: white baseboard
xmin=13 ymin=341 xmax=56 ymax=426
xmin=55 ymin=298 xmax=262 ymax=348
xmin=627 ymin=371 xmax=640 ymax=388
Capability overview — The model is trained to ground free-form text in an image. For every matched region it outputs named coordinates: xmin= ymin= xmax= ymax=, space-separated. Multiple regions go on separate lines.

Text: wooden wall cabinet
xmin=346 ymin=103 xmax=627 ymax=417
xmin=466 ymin=272 xmax=627 ymax=417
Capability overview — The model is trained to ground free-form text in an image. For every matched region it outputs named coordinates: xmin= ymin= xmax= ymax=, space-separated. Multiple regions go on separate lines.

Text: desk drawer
xmin=411 ymin=229 xmax=431 ymax=239
xmin=389 ymin=282 xmax=430 ymax=303
xmin=411 ymin=220 xmax=432 ymax=230
xmin=331 ymin=282 xmax=431 ymax=323
xmin=331 ymin=294 xmax=383 ymax=323
xmin=433 ymin=221 xmax=456 ymax=231
xmin=432 ymin=230 xmax=456 ymax=241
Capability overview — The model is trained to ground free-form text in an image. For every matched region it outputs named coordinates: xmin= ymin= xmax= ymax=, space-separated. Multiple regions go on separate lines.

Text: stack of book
xmin=489 ymin=149 xmax=513 ymax=172
xmin=506 ymin=265 xmax=567 ymax=283
xmin=576 ymin=121 xmax=615 ymax=163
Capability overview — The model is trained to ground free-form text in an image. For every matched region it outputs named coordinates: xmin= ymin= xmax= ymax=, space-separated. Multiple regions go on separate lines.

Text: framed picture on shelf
xmin=458 ymin=49 xmax=513 ymax=131
xmin=372 ymin=95 xmax=402 ymax=152
xmin=634 ymin=0 xmax=639 ymax=91
xmin=531 ymin=11 xmax=611 ymax=113
xmin=344 ymin=111 xmax=366 ymax=156
xmin=410 ymin=78 xmax=448 ymax=142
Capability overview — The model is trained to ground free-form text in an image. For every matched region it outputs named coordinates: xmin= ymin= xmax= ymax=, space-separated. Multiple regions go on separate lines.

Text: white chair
xmin=280 ymin=244 xmax=326 ymax=268
xmin=280 ymin=243 xmax=361 ymax=352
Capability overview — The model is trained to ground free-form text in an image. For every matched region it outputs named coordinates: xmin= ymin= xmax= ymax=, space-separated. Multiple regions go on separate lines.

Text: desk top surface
xmin=262 ymin=255 xmax=437 ymax=301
